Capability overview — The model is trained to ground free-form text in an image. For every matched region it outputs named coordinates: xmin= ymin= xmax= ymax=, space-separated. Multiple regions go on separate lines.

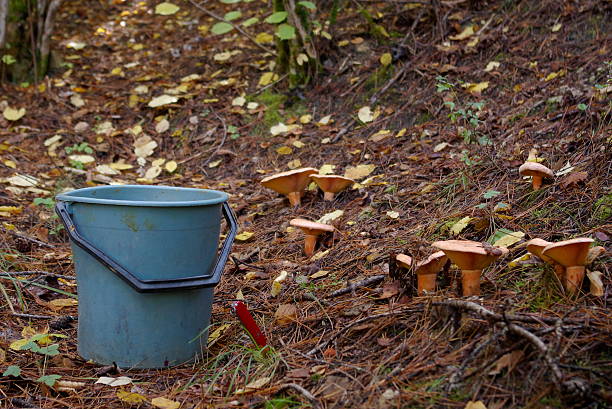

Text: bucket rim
xmin=56 ymin=185 xmax=229 ymax=207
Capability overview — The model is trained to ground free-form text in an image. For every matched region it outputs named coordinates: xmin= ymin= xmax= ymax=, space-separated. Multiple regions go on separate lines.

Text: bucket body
xmin=56 ymin=185 xmax=235 ymax=368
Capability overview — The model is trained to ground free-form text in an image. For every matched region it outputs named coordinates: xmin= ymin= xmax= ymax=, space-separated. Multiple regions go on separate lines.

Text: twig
xmin=2 ymin=227 xmax=55 ymax=248
xmin=188 ymin=0 xmax=276 ymax=56
xmin=0 ymin=271 xmax=74 ymax=280
xmin=327 ymin=274 xmax=385 ymax=298
xmin=277 ymin=383 xmax=319 ymax=408
xmin=12 ymin=312 xmax=54 ymax=319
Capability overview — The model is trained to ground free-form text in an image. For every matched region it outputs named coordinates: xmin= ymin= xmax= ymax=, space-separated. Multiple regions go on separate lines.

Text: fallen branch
xmin=327 ymin=274 xmax=385 ymax=298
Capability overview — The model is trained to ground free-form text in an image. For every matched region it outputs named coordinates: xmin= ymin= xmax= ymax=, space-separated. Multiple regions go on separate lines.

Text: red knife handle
xmin=231 ymin=301 xmax=267 ymax=347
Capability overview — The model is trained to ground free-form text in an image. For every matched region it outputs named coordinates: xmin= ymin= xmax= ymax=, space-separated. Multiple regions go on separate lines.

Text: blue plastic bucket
xmin=55 ymin=185 xmax=237 ymax=368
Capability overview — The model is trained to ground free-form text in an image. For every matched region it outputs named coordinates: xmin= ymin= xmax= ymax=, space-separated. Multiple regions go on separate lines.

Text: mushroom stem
xmin=461 ymin=269 xmax=482 ymax=296
xmin=565 ymin=265 xmax=586 ymax=294
xmin=323 ymin=191 xmax=335 ymax=201
xmin=553 ymin=263 xmax=565 ymax=287
xmin=532 ymin=175 xmax=544 ymax=190
xmin=417 ymin=273 xmax=436 ymax=295
xmin=304 ymin=234 xmax=318 ymax=257
xmin=287 ymin=191 xmax=302 ymax=207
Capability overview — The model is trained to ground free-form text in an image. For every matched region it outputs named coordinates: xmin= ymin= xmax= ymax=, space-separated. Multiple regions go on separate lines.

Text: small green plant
xmin=68 ymin=159 xmax=85 ymax=169
xmin=33 ymin=197 xmax=64 ymax=235
xmin=460 ymin=150 xmax=478 ymax=166
xmin=1 ymin=54 xmax=16 ymax=65
xmin=15 ymin=333 xmax=67 ymax=357
xmin=2 ymin=365 xmax=21 ymax=377
xmin=65 ymin=142 xmax=93 ymax=155
xmin=228 ymin=125 xmax=240 ymax=140
xmin=36 ymin=374 xmax=62 ymax=387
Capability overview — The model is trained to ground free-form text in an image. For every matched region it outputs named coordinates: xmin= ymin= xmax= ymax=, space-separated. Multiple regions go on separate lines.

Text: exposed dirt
xmin=0 ymin=0 xmax=611 ymax=408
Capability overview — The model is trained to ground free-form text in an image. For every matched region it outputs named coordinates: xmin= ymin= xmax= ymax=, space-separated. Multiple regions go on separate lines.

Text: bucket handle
xmin=55 ymin=201 xmax=238 ymax=293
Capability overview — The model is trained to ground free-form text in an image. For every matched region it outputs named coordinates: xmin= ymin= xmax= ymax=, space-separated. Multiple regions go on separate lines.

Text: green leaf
xmin=224 ymin=11 xmax=242 ymax=21
xmin=298 ymin=1 xmax=316 ymax=9
xmin=154 ymin=2 xmax=179 ymax=15
xmin=577 ymin=103 xmax=588 ymax=111
xmin=211 ymin=22 xmax=234 ymax=35
xmin=37 ymin=344 xmax=60 ymax=356
xmin=242 ymin=17 xmax=259 ymax=27
xmin=3 ymin=365 xmax=21 ymax=377
xmin=1 ymin=54 xmax=16 ymax=65
xmin=220 ymin=0 xmax=241 ymax=3
xmin=36 ymin=374 xmax=61 ymax=387
xmin=276 ymin=24 xmax=296 ymax=40
xmin=483 ymin=189 xmax=501 ymax=199
xmin=265 ymin=11 xmax=288 ymax=24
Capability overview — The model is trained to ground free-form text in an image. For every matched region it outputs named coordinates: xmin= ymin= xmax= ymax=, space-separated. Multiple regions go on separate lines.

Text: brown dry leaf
xmin=151 ymin=396 xmax=181 ymax=409
xmin=488 ymin=350 xmax=524 ymax=376
xmin=586 ymin=246 xmax=607 ymax=265
xmin=323 ymin=347 xmax=337 ymax=359
xmin=0 ymin=347 xmax=5 ymax=364
xmin=344 ymin=164 xmax=375 ymax=180
xmin=380 ymin=281 xmax=401 ymax=299
xmin=587 ymin=271 xmax=604 ymax=296
xmin=243 ymin=376 xmax=271 ymax=390
xmin=287 ymin=368 xmax=309 ymax=378
xmin=560 ymin=171 xmax=588 ymax=189
xmin=274 ymin=304 xmax=298 ymax=326
xmin=377 ymin=336 xmax=393 ymax=346
xmin=449 ymin=25 xmax=475 ymax=41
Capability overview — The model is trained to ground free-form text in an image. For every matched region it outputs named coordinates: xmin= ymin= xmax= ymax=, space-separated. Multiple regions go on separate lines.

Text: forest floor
xmin=0 ymin=0 xmax=611 ymax=408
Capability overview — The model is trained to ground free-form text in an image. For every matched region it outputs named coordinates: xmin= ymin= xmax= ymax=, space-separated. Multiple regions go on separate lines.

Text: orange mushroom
xmin=310 ymin=174 xmax=355 ymax=201
xmin=542 ymin=238 xmax=594 ymax=294
xmin=290 ymin=218 xmax=335 ymax=257
xmin=526 ymin=238 xmax=565 ymax=285
xmin=260 ymin=167 xmax=318 ymax=206
xmin=432 ymin=240 xmax=508 ymax=296
xmin=519 ymin=162 xmax=553 ymax=191
xmin=415 ymin=251 xmax=448 ymax=295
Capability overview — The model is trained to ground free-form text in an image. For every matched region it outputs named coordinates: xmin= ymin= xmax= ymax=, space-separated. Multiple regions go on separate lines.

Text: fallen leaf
xmin=492 ymin=231 xmax=524 ymax=247
xmin=155 ymin=119 xmax=170 ymax=133
xmin=276 ymin=146 xmax=293 ymax=155
xmin=3 ymin=159 xmax=17 ymax=169
xmin=0 ymin=206 xmax=22 ymax=216
xmin=317 ymin=210 xmax=343 ymax=224
xmin=344 ymin=164 xmax=375 ymax=180
xmin=287 ymin=159 xmax=301 ymax=169
xmin=484 ymin=61 xmax=500 ymax=72
xmin=310 ymin=270 xmax=330 ymax=279
xmin=551 ymin=23 xmax=562 ymax=32
xmin=560 ymin=171 xmax=588 ymax=189
xmin=587 ymin=271 xmax=603 ymax=296
xmin=49 ymin=298 xmax=78 ymax=309
xmin=274 ymin=304 xmax=297 ymax=325
xmin=236 ymin=232 xmax=254 ymax=241
xmin=165 ymin=161 xmax=178 ymax=173
xmin=70 ymin=94 xmax=85 ymax=107
xmin=465 ymin=401 xmax=487 ymax=409
xmin=155 ymin=2 xmax=179 ymax=15
xmin=134 ymin=135 xmax=158 ymax=158
xmin=319 ymin=164 xmax=336 ymax=175
xmin=0 ymin=348 xmax=5 ymax=364
xmin=207 ymin=323 xmax=232 ymax=347
xmin=151 ymin=397 xmax=181 ymax=409
xmin=386 ymin=210 xmax=400 ymax=219
xmin=69 ymin=154 xmax=95 ymax=164
xmin=232 ymin=96 xmax=246 ymax=106
xmin=380 ymin=281 xmax=400 ymax=299
xmin=95 ymin=164 xmax=120 ymax=175
xmin=586 ymin=246 xmax=607 ymax=265
xmin=145 ymin=165 xmax=162 ymax=180
xmin=358 ymin=106 xmax=374 ymax=123
xmin=117 ymin=390 xmax=148 ymax=404
xmin=258 ymin=72 xmax=279 ymax=87
xmin=3 ymin=107 xmax=26 ymax=121
xmin=270 ymin=123 xmax=288 ymax=136
xmin=244 ymin=376 xmax=271 ymax=390
xmin=208 ymin=159 xmax=222 ymax=168
xmin=286 ymin=368 xmax=309 ymax=378
xmin=380 ymin=53 xmax=392 ymax=66
xmin=299 ymin=114 xmax=312 ymax=124
xmin=271 ymin=270 xmax=288 ymax=297
xmin=7 ymin=174 xmax=38 ymax=187
xmin=95 ymin=376 xmax=133 ymax=387
xmin=148 ymin=95 xmax=178 ymax=108
xmin=449 ymin=25 xmax=475 ymax=41
xmin=317 ymin=115 xmax=332 ymax=125
xmin=323 ymin=347 xmax=336 ymax=359
xmin=488 ymin=350 xmax=524 ymax=375
xmin=450 ymin=216 xmax=472 ymax=235
xmin=433 ymin=142 xmax=449 ymax=152
xmin=464 ymin=82 xmax=489 ymax=94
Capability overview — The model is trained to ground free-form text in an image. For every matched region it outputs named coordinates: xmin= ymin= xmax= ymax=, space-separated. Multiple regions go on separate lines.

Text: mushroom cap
xmin=261 ymin=167 xmax=318 ymax=195
xmin=290 ymin=218 xmax=335 ymax=236
xmin=542 ymin=238 xmax=594 ymax=267
xmin=395 ymin=254 xmax=413 ymax=269
xmin=415 ymin=251 xmax=449 ymax=275
xmin=519 ymin=162 xmax=553 ymax=178
xmin=310 ymin=174 xmax=355 ymax=194
xmin=526 ymin=238 xmax=555 ymax=263
xmin=432 ymin=240 xmax=508 ymax=270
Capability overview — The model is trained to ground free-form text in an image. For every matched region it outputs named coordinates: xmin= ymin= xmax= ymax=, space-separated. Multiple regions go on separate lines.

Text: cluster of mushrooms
xmin=260 ymin=163 xmax=605 ymax=298
xmin=260 ymin=167 xmax=354 ymax=256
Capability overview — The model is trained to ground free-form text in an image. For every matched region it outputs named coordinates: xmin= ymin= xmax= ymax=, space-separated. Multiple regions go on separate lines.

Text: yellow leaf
xmin=465 ymin=401 xmax=487 ymax=409
xmin=464 ymin=82 xmax=489 ymax=94
xmin=3 ymin=107 xmax=26 ymax=121
xmin=207 ymin=323 xmax=232 ymax=347
xmin=276 ymin=146 xmax=293 ymax=155
xmin=258 ymin=72 xmax=279 ymax=87
xmin=551 ymin=23 xmax=562 ymax=32
xmin=449 ymin=25 xmax=475 ymax=41
xmin=244 ymin=376 xmax=271 ymax=390
xmin=317 ymin=210 xmax=343 ymax=224
xmin=492 ymin=231 xmax=524 ymax=247
xmin=208 ymin=159 xmax=222 ymax=168
xmin=236 ymin=231 xmax=254 ymax=241
xmin=450 ymin=216 xmax=472 ymax=235
xmin=485 ymin=61 xmax=500 ymax=72
xmin=544 ymin=70 xmax=565 ymax=82
xmin=386 ymin=210 xmax=400 ymax=219
xmin=3 ymin=159 xmax=16 ymax=169
xmin=0 ymin=206 xmax=22 ymax=216
xmin=49 ymin=298 xmax=78 ymax=309
xmin=292 ymin=140 xmax=305 ymax=148
xmin=148 ymin=95 xmax=178 ymax=108
xmin=271 ymin=270 xmax=288 ymax=297
xmin=111 ymin=67 xmax=124 ymax=76
xmin=299 ymin=114 xmax=312 ymax=124
xmin=151 ymin=397 xmax=180 ymax=409
xmin=255 ymin=32 xmax=274 ymax=44
xmin=270 ymin=123 xmax=288 ymax=136
xmin=155 ymin=2 xmax=180 ymax=15
xmin=396 ymin=128 xmax=407 ymax=138
xmin=165 ymin=160 xmax=178 ymax=173
xmin=10 ymin=338 xmax=30 ymax=351
xmin=21 ymin=326 xmax=36 ymax=338
xmin=117 ymin=390 xmax=148 ymax=405
xmin=370 ymin=129 xmax=391 ymax=142
xmin=317 ymin=115 xmax=332 ymax=125
xmin=232 ymin=96 xmax=246 ymax=106
xmin=287 ymin=159 xmax=301 ymax=169
xmin=0 ymin=347 xmax=5 ymax=364
xmin=380 ymin=53 xmax=392 ymax=66
xmin=319 ymin=164 xmax=335 ymax=175
xmin=110 ymin=161 xmax=134 ymax=170
xmin=344 ymin=164 xmax=375 ymax=180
